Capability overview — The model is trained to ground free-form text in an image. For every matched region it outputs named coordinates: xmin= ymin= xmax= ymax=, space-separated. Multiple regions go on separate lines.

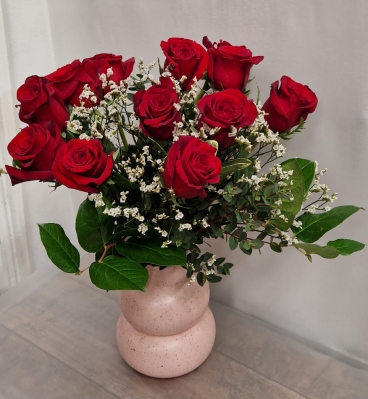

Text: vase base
xmin=116 ymin=306 xmax=216 ymax=378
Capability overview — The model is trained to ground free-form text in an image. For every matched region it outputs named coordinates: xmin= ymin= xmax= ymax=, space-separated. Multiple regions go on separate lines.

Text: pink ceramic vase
xmin=116 ymin=265 xmax=216 ymax=378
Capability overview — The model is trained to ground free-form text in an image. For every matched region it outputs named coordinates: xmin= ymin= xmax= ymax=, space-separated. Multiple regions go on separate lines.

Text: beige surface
xmin=1 ymin=272 xmax=368 ymax=399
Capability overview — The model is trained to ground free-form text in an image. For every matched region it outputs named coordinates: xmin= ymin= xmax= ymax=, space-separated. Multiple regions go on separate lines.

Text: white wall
xmin=2 ymin=0 xmax=367 ymax=364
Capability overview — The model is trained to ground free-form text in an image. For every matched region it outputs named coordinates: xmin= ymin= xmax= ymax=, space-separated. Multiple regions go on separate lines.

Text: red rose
xmin=52 ymin=139 xmax=113 ymax=193
xmin=86 ymin=53 xmax=135 ymax=87
xmin=160 ymin=38 xmax=208 ymax=90
xmin=203 ymin=36 xmax=264 ymax=91
xmin=133 ymin=78 xmax=181 ymax=140
xmin=67 ymin=53 xmax=135 ymax=106
xmin=197 ymin=89 xmax=258 ymax=148
xmin=262 ymin=76 xmax=318 ymax=133
xmin=5 ymin=123 xmax=65 ymax=185
xmin=17 ymin=76 xmax=69 ymax=129
xmin=45 ymin=59 xmax=91 ymax=101
xmin=162 ymin=136 xmax=221 ymax=199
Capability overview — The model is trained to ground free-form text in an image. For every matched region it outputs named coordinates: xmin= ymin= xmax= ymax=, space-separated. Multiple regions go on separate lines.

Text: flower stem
xmin=76 ymin=266 xmax=90 ymax=275
xmin=194 ymin=80 xmax=210 ymax=105
xmin=118 ymin=124 xmax=129 ymax=150
xmin=98 ymin=243 xmax=116 ymax=263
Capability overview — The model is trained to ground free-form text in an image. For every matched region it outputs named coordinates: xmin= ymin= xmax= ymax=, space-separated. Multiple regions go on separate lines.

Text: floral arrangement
xmin=1 ymin=37 xmax=364 ymax=291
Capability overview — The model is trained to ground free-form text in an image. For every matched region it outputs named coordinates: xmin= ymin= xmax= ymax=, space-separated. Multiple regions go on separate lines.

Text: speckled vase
xmin=116 ymin=265 xmax=216 ymax=378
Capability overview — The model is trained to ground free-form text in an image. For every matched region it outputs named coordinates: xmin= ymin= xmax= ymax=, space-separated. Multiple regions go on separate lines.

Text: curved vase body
xmin=116 ymin=265 xmax=216 ymax=378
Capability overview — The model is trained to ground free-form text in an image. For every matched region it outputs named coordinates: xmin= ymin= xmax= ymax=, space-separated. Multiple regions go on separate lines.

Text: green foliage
xmin=279 ymin=118 xmax=305 ymax=140
xmin=76 ymin=199 xmax=114 ymax=253
xmin=229 ymin=236 xmax=238 ymax=250
xmin=271 ymin=159 xmax=305 ymax=231
xmin=292 ymin=206 xmax=362 ymax=243
xmin=327 ymin=239 xmax=365 ymax=256
xmin=38 ymin=223 xmax=80 ymax=273
xmin=270 ymin=242 xmax=282 ymax=253
xmin=116 ymin=237 xmax=186 ymax=266
xmin=108 ymin=171 xmax=139 ymax=190
xmin=24 ymin=58 xmax=364 ymax=291
xmin=89 ymin=256 xmax=148 ymax=291
xmin=294 ymin=158 xmax=316 ymax=196
xmin=220 ymin=158 xmax=251 ymax=180
xmin=293 ymin=243 xmax=340 ymax=260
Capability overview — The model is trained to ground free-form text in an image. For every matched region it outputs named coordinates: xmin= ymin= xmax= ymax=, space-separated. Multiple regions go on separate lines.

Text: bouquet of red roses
xmin=2 ymin=37 xmax=364 ymax=291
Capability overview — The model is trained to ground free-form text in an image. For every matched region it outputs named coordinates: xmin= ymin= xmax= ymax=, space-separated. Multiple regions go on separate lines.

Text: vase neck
xmin=145 ymin=265 xmax=187 ymax=288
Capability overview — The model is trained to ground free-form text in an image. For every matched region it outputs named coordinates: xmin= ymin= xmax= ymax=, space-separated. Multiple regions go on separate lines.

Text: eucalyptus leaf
xmin=239 ymin=240 xmax=252 ymax=255
xmin=292 ymin=206 xmax=362 ymax=243
xmin=211 ymin=223 xmax=223 ymax=238
xmin=38 ymin=223 xmax=80 ymax=273
xmin=76 ymin=199 xmax=114 ymax=252
xmin=250 ymin=239 xmax=264 ymax=249
xmin=116 ymin=237 xmax=186 ymax=266
xmin=270 ymin=242 xmax=282 ymax=253
xmin=207 ymin=275 xmax=222 ymax=283
xmin=327 ymin=239 xmax=365 ymax=256
xmin=89 ymin=256 xmax=148 ymax=291
xmin=229 ymin=236 xmax=238 ymax=250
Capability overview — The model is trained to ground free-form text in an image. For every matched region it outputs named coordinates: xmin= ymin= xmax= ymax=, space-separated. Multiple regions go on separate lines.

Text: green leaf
xmin=38 ymin=223 xmax=80 ymax=273
xmin=197 ymin=272 xmax=206 ymax=286
xmin=229 ymin=236 xmax=238 ymax=250
xmin=239 ymin=240 xmax=252 ymax=255
xmin=292 ymin=206 xmax=363 ymax=243
xmin=293 ymin=243 xmax=340 ymax=259
xmin=89 ymin=256 xmax=148 ymax=291
xmin=327 ymin=239 xmax=365 ymax=256
xmin=271 ymin=159 xmax=305 ymax=231
xmin=211 ymin=222 xmax=223 ymax=238
xmin=270 ymin=242 xmax=282 ymax=253
xmin=110 ymin=171 xmax=139 ymax=190
xmin=207 ymin=275 xmax=222 ymax=283
xmin=224 ymin=216 xmax=237 ymax=233
xmin=116 ymin=237 xmax=186 ymax=266
xmin=235 ymin=147 xmax=253 ymax=183
xmin=112 ymin=227 xmax=140 ymax=238
xmin=250 ymin=239 xmax=264 ymax=249
xmin=76 ymin=199 xmax=114 ymax=253
xmin=294 ymin=158 xmax=316 ymax=195
xmin=257 ymin=231 xmax=268 ymax=240
xmin=220 ymin=158 xmax=251 ymax=180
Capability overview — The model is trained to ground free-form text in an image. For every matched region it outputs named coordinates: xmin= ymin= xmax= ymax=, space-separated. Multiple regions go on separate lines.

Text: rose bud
xmin=133 ymin=77 xmax=181 ymax=140
xmin=197 ymin=89 xmax=258 ymax=148
xmin=203 ymin=36 xmax=264 ymax=91
xmin=162 ymin=136 xmax=222 ymax=199
xmin=160 ymin=38 xmax=208 ymax=90
xmin=52 ymin=139 xmax=113 ymax=193
xmin=262 ymin=76 xmax=318 ymax=133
